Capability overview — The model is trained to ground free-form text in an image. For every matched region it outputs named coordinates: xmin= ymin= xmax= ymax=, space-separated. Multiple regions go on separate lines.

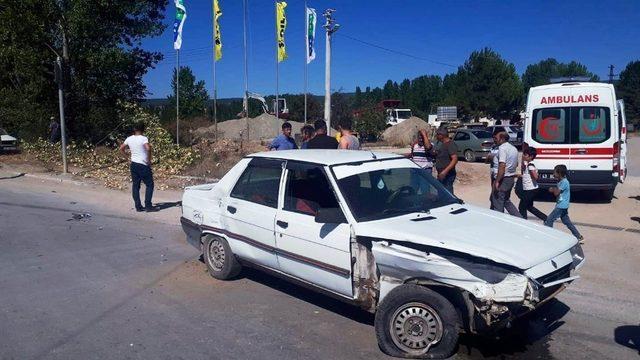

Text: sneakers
xmin=578 ymin=236 xmax=585 ymax=244
xmin=135 ymin=207 xmax=144 ymax=212
xmin=145 ymin=206 xmax=158 ymax=213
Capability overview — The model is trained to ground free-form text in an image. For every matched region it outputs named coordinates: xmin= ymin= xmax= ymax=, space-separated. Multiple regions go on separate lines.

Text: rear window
xmin=471 ymin=130 xmax=492 ymax=139
xmin=531 ymin=106 xmax=610 ymax=144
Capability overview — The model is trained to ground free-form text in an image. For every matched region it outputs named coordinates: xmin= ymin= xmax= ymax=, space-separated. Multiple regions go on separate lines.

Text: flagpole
xmin=242 ymin=0 xmax=249 ymax=140
xmin=275 ymin=0 xmax=280 ymax=124
xmin=176 ymin=49 xmax=180 ymax=146
xmin=304 ymin=1 xmax=308 ymax=124
xmin=212 ymin=0 xmax=218 ymax=141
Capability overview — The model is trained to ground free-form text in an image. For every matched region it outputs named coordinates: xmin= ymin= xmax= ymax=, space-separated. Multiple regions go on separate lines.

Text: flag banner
xmin=276 ymin=1 xmax=288 ymax=62
xmin=173 ymin=0 xmax=187 ymax=50
xmin=214 ymin=0 xmax=222 ymax=61
xmin=305 ymin=7 xmax=316 ymax=64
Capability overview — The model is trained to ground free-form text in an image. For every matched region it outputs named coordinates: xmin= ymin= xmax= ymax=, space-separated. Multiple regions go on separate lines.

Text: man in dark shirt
xmin=306 ymin=120 xmax=339 ymax=149
xmin=434 ymin=127 xmax=458 ymax=194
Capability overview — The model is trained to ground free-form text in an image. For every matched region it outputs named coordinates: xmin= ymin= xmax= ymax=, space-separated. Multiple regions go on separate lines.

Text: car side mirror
xmin=315 ymin=207 xmax=347 ymax=224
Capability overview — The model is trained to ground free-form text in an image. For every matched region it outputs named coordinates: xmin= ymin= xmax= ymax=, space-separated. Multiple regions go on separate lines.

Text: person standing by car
xmin=491 ymin=131 xmax=521 ymax=217
xmin=338 ymin=121 xmax=361 ymax=150
xmin=119 ymin=122 xmax=154 ymax=212
xmin=268 ymin=122 xmax=298 ymax=150
xmin=410 ymin=129 xmax=434 ymax=174
xmin=300 ymin=125 xmax=315 ymax=149
xmin=516 ymin=147 xmax=547 ymax=220
xmin=486 ymin=127 xmax=503 ymax=209
xmin=434 ymin=127 xmax=458 ymax=194
xmin=306 ymin=120 xmax=339 ymax=149
xmin=544 ymin=165 xmax=584 ymax=242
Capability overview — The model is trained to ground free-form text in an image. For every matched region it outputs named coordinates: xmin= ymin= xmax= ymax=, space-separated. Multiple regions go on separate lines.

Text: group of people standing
xmin=409 ymin=127 xmax=459 ymax=194
xmin=268 ymin=119 xmax=361 ymax=151
xmin=487 ymin=127 xmax=583 ymax=242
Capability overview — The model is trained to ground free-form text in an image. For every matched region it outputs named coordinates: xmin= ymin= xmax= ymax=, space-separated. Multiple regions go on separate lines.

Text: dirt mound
xmin=382 ymin=116 xmax=431 ymax=146
xmin=192 ymin=113 xmax=304 ymax=141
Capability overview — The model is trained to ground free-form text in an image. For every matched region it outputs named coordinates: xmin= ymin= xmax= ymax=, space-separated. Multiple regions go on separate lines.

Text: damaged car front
xmin=331 ymin=159 xmax=585 ymax=358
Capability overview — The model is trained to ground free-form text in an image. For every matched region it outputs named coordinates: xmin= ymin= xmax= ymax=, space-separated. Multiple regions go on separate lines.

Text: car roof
xmin=248 ymin=150 xmax=403 ymax=166
xmin=530 ymin=82 xmax=614 ymax=91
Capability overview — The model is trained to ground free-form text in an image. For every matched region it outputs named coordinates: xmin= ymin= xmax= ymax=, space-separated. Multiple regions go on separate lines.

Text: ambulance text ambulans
xmin=524 ymin=81 xmax=628 ymax=201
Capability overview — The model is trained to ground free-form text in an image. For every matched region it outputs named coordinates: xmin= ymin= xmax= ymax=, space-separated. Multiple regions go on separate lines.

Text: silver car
xmin=452 ymin=129 xmax=494 ymax=162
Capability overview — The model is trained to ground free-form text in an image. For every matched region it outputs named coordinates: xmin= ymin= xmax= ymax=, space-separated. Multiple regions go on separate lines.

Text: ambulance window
xmin=532 ymin=108 xmax=568 ymax=144
xmin=574 ymin=107 xmax=610 ymax=143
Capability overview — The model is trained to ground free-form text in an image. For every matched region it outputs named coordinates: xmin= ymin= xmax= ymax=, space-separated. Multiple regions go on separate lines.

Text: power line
xmin=336 ymin=33 xmax=458 ymax=68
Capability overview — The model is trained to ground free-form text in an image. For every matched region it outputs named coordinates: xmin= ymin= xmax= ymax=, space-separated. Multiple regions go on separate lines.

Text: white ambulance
xmin=524 ymin=81 xmax=628 ymax=200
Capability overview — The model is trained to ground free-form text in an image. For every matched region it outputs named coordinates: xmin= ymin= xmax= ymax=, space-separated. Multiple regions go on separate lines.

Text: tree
xmin=166 ymin=66 xmax=210 ymax=120
xmin=618 ymin=60 xmax=640 ymax=123
xmin=454 ymin=48 xmax=523 ymax=118
xmin=522 ymin=58 xmax=599 ymax=92
xmin=331 ymin=91 xmax=353 ymax=130
xmin=0 ymin=0 xmax=165 ymax=141
xmin=353 ymin=102 xmax=386 ymax=139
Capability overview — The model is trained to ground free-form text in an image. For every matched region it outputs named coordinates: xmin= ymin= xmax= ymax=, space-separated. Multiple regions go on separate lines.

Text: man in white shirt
xmin=119 ymin=122 xmax=154 ymax=212
xmin=491 ymin=131 xmax=521 ymax=217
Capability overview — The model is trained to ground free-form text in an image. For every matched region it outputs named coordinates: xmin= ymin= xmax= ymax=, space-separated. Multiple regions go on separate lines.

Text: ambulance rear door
xmin=617 ymin=99 xmax=628 ymax=183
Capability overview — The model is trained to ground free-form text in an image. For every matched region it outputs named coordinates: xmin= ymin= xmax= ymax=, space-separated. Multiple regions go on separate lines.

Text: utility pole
xmin=608 ymin=64 xmax=616 ymax=83
xmin=323 ymin=9 xmax=339 ymax=135
xmin=242 ymin=0 xmax=250 ymax=139
xmin=57 ymin=0 xmax=68 ymax=174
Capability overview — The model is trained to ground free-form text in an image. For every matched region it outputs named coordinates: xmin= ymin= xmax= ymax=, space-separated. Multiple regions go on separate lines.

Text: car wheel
xmin=203 ymin=235 xmax=241 ymax=280
xmin=601 ymin=188 xmax=615 ymax=202
xmin=375 ymin=285 xmax=459 ymax=359
xmin=464 ymin=150 xmax=475 ymax=162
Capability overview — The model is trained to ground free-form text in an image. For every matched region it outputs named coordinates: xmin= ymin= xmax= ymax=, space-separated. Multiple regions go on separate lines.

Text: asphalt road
xmin=1 ymin=139 xmax=639 ymax=359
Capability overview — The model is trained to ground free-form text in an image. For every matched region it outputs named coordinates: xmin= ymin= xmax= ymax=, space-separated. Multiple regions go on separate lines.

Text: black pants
xmin=518 ymin=189 xmax=547 ymax=221
xmin=131 ymin=162 xmax=154 ymax=209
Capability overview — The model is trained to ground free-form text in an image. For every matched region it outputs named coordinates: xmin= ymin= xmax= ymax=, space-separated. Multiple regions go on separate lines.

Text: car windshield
xmin=0 ymin=128 xmax=7 ymax=135
xmin=336 ymin=167 xmax=458 ymax=222
xmin=396 ymin=110 xmax=412 ymax=119
xmin=471 ymin=130 xmax=492 ymax=139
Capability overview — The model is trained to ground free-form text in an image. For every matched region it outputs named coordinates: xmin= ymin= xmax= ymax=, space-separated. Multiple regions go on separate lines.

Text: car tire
xmin=601 ymin=188 xmax=615 ymax=202
xmin=464 ymin=150 xmax=475 ymax=162
xmin=375 ymin=284 xmax=460 ymax=359
xmin=203 ymin=235 xmax=241 ymax=280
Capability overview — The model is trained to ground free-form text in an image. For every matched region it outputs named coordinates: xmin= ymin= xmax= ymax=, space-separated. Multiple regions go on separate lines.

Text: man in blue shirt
xmin=269 ymin=122 xmax=298 ymax=150
xmin=544 ymin=164 xmax=583 ymax=242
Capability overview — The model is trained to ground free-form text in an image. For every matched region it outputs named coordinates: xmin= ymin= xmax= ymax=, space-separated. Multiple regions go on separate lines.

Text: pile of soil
xmin=192 ymin=113 xmax=304 ymax=141
xmin=381 ymin=116 xmax=431 ymax=146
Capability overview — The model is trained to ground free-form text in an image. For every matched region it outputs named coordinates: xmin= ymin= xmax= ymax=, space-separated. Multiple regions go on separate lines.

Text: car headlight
xmin=569 ymin=243 xmax=585 ymax=270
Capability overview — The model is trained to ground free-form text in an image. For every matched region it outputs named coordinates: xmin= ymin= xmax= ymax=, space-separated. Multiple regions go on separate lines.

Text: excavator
xmin=237 ymin=92 xmax=290 ymax=119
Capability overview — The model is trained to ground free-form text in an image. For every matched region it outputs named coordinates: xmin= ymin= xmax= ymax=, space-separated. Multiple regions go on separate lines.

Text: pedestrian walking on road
xmin=300 ymin=125 xmax=315 ymax=149
xmin=434 ymin=127 xmax=458 ymax=194
xmin=491 ymin=131 xmax=521 ymax=217
xmin=516 ymin=147 xmax=547 ymax=220
xmin=544 ymin=165 xmax=584 ymax=242
xmin=410 ymin=129 xmax=434 ymax=174
xmin=338 ymin=121 xmax=361 ymax=150
xmin=306 ymin=120 xmax=339 ymax=149
xmin=120 ymin=122 xmax=155 ymax=212
xmin=268 ymin=122 xmax=298 ymax=150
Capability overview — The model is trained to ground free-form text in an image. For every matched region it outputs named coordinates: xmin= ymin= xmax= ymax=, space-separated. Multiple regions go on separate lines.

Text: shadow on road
xmin=458 ymin=299 xmax=569 ymax=359
xmin=631 ymin=217 xmax=640 ymax=225
xmin=629 ymin=195 xmax=640 ymax=201
xmin=241 ymin=267 xmax=375 ymax=326
xmin=614 ymin=325 xmax=640 ymax=354
xmin=154 ymin=201 xmax=182 ymax=211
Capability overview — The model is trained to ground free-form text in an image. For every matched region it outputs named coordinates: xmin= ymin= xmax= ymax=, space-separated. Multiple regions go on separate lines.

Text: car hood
xmin=354 ymin=204 xmax=577 ymax=270
xmin=1 ymin=134 xmax=17 ymax=141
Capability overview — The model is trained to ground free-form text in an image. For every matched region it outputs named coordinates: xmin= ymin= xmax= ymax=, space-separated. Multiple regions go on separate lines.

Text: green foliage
xmin=618 ymin=60 xmax=640 ymax=123
xmin=522 ymin=58 xmax=599 ymax=92
xmin=331 ymin=91 xmax=354 ymax=130
xmin=353 ymin=103 xmax=386 ymax=138
xmin=166 ymin=66 xmax=210 ymax=120
xmin=0 ymin=0 xmax=165 ymax=142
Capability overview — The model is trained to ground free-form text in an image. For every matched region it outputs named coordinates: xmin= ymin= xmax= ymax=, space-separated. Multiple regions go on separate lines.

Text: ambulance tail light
xmin=613 ymin=141 xmax=620 ymax=174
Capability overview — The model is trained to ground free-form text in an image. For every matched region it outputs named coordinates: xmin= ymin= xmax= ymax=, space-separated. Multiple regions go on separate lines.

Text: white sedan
xmin=180 ymin=150 xmax=584 ymax=359
xmin=0 ymin=128 xmax=18 ymax=152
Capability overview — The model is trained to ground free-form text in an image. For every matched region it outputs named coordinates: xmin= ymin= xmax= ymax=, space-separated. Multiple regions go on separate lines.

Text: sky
xmin=141 ymin=0 xmax=640 ymax=99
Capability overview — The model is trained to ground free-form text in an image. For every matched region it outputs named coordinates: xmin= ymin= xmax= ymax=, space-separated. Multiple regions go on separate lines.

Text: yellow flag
xmin=214 ymin=0 xmax=222 ymax=61
xmin=276 ymin=1 xmax=287 ymax=62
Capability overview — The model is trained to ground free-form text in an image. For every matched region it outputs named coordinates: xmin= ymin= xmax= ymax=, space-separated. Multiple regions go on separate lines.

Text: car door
xmin=617 ymin=99 xmax=628 ymax=183
xmin=453 ymin=131 xmax=471 ymax=156
xmin=222 ymin=158 xmax=283 ymax=270
xmin=274 ymin=161 xmax=353 ymax=297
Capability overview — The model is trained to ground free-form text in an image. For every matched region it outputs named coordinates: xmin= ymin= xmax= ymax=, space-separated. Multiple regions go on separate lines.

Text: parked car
xmin=0 ymin=128 xmax=18 ymax=152
xmin=180 ymin=150 xmax=584 ymax=359
xmin=452 ymin=128 xmax=494 ymax=162
xmin=486 ymin=125 xmax=523 ymax=148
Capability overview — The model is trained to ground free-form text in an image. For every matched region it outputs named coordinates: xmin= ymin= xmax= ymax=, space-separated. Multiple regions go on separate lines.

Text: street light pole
xmin=323 ymin=9 xmax=339 ymax=135
xmin=55 ymin=56 xmax=68 ymax=174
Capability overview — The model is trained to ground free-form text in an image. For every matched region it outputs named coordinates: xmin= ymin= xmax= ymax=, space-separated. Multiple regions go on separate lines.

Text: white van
xmin=524 ymin=82 xmax=628 ymax=200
